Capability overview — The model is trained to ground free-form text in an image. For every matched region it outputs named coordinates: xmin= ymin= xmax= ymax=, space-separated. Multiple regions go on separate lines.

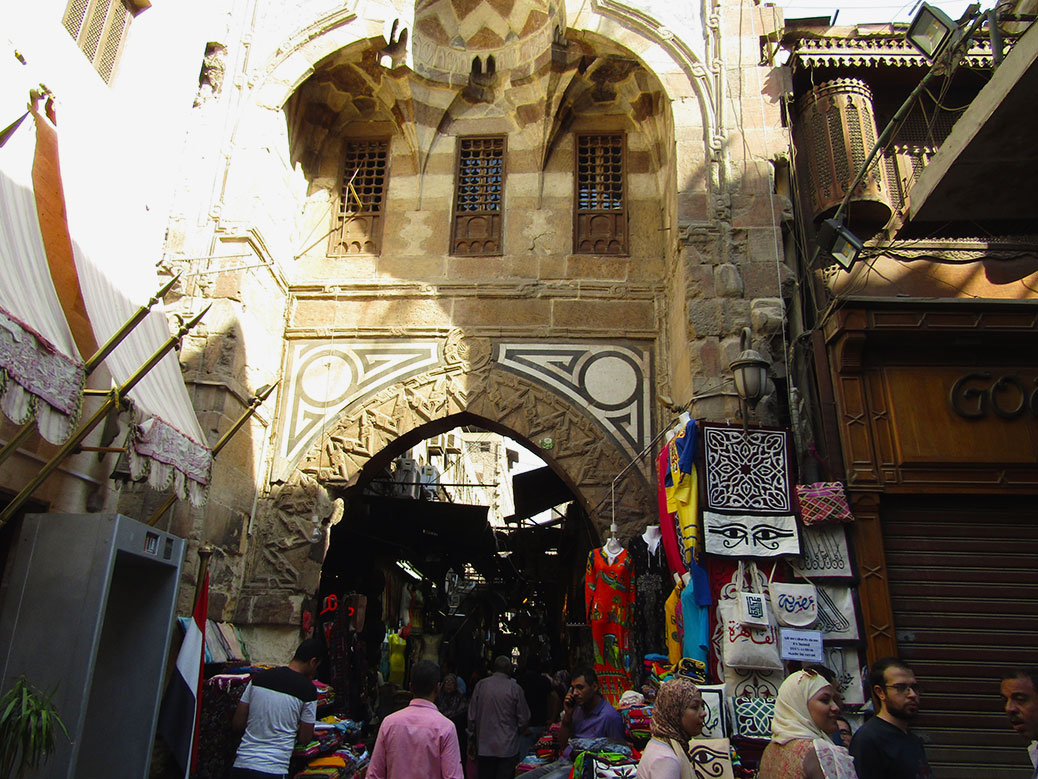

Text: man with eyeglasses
xmin=850 ymin=657 xmax=932 ymax=779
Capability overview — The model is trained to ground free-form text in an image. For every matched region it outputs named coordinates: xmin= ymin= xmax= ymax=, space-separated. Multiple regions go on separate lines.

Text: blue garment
xmin=680 ymin=573 xmax=709 ymax=663
xmin=663 ymin=420 xmax=696 ymax=489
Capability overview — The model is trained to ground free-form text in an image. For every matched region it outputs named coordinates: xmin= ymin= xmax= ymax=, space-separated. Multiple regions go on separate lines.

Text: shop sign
xmin=779 ymin=628 xmax=824 ymax=663
xmin=950 ymin=372 xmax=1038 ymax=420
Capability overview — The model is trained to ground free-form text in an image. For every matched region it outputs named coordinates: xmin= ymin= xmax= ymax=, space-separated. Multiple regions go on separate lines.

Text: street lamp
xmin=906 ymin=3 xmax=960 ymax=62
xmin=816 ymin=217 xmax=864 ymax=271
xmin=730 ymin=327 xmax=769 ymax=406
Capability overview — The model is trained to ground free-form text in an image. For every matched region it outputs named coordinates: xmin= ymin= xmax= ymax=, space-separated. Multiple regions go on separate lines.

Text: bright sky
xmin=776 ymin=0 xmax=994 ymax=25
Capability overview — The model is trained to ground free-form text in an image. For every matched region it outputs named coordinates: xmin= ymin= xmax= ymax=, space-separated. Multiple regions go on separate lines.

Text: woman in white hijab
xmin=758 ymin=668 xmax=858 ymax=779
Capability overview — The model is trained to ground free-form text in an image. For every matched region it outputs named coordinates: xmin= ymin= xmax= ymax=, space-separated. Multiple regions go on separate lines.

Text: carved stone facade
xmin=144 ymin=0 xmax=792 ymax=637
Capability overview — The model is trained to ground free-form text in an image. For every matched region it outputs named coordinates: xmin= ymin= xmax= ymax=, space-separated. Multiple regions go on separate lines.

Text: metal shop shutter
xmin=884 ymin=502 xmax=1038 ymax=778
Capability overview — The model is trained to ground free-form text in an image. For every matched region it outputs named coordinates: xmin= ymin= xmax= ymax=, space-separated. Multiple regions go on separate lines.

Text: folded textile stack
xmin=293 ymin=727 xmax=343 ymax=758
xmin=314 ymin=680 xmax=335 ymax=708
xmin=318 ymin=715 xmax=362 ymax=736
xmin=621 ymin=703 xmax=653 ymax=743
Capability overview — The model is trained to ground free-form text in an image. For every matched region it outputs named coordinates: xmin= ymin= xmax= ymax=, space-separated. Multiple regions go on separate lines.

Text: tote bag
xmin=735 ymin=561 xmax=770 ymax=629
xmin=768 ymin=564 xmax=817 ymax=628
xmin=718 ymin=599 xmax=783 ymax=672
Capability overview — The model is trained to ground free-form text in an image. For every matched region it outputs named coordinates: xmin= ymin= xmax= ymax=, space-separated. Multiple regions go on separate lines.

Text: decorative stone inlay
xmin=496 ymin=342 xmax=652 ymax=458
xmin=276 ymin=340 xmax=440 ymax=477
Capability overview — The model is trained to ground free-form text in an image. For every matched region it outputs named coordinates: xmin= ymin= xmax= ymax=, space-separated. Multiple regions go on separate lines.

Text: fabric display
xmin=620 ymin=703 xmax=653 ymax=743
xmin=733 ymin=695 xmax=776 ymax=741
xmin=687 ymin=738 xmax=736 ymax=779
xmin=767 ymin=565 xmax=818 ymax=628
xmin=656 ymin=450 xmax=687 ymax=577
xmin=674 ymin=657 xmax=707 ymax=684
xmin=815 ymin=585 xmax=859 ymax=642
xmin=664 ymin=581 xmax=684 ymax=665
xmin=680 ymin=571 xmax=711 ymax=664
xmin=628 ymin=529 xmax=672 ymax=676
xmin=571 ymin=749 xmax=639 ymax=778
xmin=195 ymin=673 xmax=251 ymax=778
xmin=314 ymin=680 xmax=335 ymax=708
xmin=724 ymin=666 xmax=784 ymax=698
xmin=735 ymin=561 xmax=770 ymax=629
xmin=718 ymin=599 xmax=782 ymax=671
xmin=585 ymin=546 xmax=635 ymax=704
xmin=179 ymin=618 xmax=249 ymax=663
xmin=697 ymin=683 xmax=728 ymax=738
xmin=294 ymin=728 xmax=344 ymax=758
xmin=663 ymin=417 xmax=701 ymax=566
xmin=792 ymin=523 xmax=854 ymax=580
xmin=701 ymin=423 xmax=799 ymax=558
xmin=824 ymin=645 xmax=865 ymax=705
xmin=795 ymin=482 xmax=854 ymax=525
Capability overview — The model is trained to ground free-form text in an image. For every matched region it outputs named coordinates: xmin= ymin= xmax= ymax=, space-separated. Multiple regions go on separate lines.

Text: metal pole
xmin=147 ymin=382 xmax=279 ymax=527
xmin=0 ymin=274 xmax=180 ymax=467
xmin=0 ymin=305 xmax=210 ymax=528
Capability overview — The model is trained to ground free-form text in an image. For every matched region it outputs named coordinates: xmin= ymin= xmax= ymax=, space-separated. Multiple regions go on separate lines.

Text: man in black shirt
xmin=850 ymin=657 xmax=932 ymax=779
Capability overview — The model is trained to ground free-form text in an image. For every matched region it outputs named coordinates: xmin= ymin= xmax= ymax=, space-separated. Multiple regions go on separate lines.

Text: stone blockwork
xmin=151 ymin=0 xmax=795 ymax=635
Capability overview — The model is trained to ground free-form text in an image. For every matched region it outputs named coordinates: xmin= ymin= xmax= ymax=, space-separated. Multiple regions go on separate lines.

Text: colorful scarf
xmin=649 ymin=676 xmax=700 ymax=779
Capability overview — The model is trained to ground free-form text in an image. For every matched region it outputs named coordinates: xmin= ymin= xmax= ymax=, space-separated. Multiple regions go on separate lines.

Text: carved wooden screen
xmin=62 ymin=0 xmax=135 ymax=83
xmin=451 ymin=136 xmax=505 ymax=256
xmin=330 ymin=139 xmax=390 ymax=256
xmin=575 ymin=133 xmax=627 ymax=255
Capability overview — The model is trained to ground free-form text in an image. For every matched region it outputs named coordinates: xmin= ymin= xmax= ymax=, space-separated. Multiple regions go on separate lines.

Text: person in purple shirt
xmin=522 ymin=666 xmax=628 ymax=779
xmin=367 ymin=659 xmax=464 ymax=779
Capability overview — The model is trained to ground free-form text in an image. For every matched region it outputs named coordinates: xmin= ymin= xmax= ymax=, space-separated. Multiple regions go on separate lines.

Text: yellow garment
xmin=665 ymin=462 xmax=700 ymax=566
xmin=309 ymin=756 xmax=347 ymax=768
xmin=388 ymin=632 xmax=406 ymax=686
xmin=664 ymin=582 xmax=684 ymax=665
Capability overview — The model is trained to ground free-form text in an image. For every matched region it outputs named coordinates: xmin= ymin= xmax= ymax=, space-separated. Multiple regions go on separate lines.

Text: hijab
xmin=770 ymin=670 xmax=834 ymax=745
xmin=649 ymin=676 xmax=701 ymax=779
xmin=770 ymin=670 xmax=858 ymax=779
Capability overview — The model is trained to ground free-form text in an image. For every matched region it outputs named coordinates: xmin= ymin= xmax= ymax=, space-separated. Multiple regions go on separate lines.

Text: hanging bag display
xmin=796 ymin=443 xmax=854 ymax=526
xmin=718 ymin=599 xmax=783 ymax=672
xmin=795 ymin=482 xmax=854 ymax=526
xmin=768 ymin=563 xmax=818 ymax=628
xmin=735 ymin=561 xmax=771 ymax=629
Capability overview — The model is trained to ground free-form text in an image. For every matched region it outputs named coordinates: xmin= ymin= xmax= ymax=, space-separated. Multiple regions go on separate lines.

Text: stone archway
xmin=234 ymin=330 xmax=655 ymax=627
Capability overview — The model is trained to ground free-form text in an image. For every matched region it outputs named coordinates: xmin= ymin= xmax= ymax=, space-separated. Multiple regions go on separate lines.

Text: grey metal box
xmin=0 ymin=513 xmax=185 ymax=778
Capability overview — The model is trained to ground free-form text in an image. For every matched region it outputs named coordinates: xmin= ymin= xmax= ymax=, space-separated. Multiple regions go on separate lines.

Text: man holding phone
xmin=523 ymin=667 xmax=627 ymax=779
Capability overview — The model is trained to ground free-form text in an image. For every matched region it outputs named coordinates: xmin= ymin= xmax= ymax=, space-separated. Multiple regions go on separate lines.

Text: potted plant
xmin=0 ymin=676 xmax=70 ymax=779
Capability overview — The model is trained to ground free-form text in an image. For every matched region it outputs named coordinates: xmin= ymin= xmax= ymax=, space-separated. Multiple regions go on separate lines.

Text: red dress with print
xmin=585 ymin=547 xmax=635 ymax=705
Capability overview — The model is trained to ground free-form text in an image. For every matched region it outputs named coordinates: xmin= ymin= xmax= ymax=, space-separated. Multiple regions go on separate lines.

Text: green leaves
xmin=0 ymin=676 xmax=70 ymax=779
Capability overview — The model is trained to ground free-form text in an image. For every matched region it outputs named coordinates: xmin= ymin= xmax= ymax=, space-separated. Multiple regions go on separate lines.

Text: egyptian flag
xmin=158 ymin=572 xmax=208 ymax=776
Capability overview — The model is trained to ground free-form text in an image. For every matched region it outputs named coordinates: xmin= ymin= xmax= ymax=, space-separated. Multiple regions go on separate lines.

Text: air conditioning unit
xmin=393 ymin=458 xmax=419 ymax=499
xmin=443 ymin=432 xmax=461 ymax=453
xmin=419 ymin=465 xmax=440 ymax=485
xmin=427 ymin=435 xmax=444 ymax=454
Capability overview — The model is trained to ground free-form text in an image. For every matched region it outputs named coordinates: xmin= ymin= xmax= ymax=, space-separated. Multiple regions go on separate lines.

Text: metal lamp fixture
xmin=730 ymin=327 xmax=769 ymax=405
xmin=906 ymin=3 xmax=960 ymax=62
xmin=816 ymin=217 xmax=864 ymax=271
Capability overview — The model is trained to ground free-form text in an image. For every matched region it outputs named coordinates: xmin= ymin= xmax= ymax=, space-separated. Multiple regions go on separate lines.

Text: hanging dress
xmin=585 ymin=547 xmax=635 ymax=705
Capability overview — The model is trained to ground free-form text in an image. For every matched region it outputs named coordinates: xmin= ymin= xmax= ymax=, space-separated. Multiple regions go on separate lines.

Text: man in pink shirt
xmin=367 ymin=659 xmax=464 ymax=779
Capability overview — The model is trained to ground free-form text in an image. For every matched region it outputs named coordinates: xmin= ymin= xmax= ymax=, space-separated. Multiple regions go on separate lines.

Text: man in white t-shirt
xmin=232 ymin=639 xmax=325 ymax=779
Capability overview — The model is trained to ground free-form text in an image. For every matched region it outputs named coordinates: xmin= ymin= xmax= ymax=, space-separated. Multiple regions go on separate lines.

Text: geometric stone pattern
xmin=276 ymin=339 xmax=440 ymax=478
xmin=243 ymin=330 xmax=655 ymax=603
xmin=497 ymin=341 xmax=652 ymax=459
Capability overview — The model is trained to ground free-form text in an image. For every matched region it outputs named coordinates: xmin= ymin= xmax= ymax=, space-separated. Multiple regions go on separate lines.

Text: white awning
xmin=0 ymin=85 xmax=212 ymax=506
xmin=0 ymin=111 xmax=85 ymax=444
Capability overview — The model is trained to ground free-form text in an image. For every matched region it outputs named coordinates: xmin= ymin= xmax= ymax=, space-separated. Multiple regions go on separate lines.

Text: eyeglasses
xmin=884 ymin=683 xmax=922 ymax=694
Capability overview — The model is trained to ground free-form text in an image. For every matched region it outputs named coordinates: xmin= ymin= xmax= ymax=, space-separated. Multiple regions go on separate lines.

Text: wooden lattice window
xmin=575 ymin=133 xmax=627 ymax=255
xmin=451 ymin=136 xmax=505 ymax=256
xmin=330 ymin=139 xmax=390 ymax=256
xmin=62 ymin=0 xmax=141 ymax=84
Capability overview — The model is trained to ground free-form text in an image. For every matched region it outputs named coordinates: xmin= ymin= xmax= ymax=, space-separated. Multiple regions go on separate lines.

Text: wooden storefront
xmin=824 ymin=301 xmax=1038 ymax=778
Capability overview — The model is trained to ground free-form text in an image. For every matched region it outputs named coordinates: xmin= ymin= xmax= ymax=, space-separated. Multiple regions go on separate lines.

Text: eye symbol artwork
xmin=711 ymin=522 xmax=796 ymax=550
xmin=688 ymin=743 xmax=730 ymax=778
